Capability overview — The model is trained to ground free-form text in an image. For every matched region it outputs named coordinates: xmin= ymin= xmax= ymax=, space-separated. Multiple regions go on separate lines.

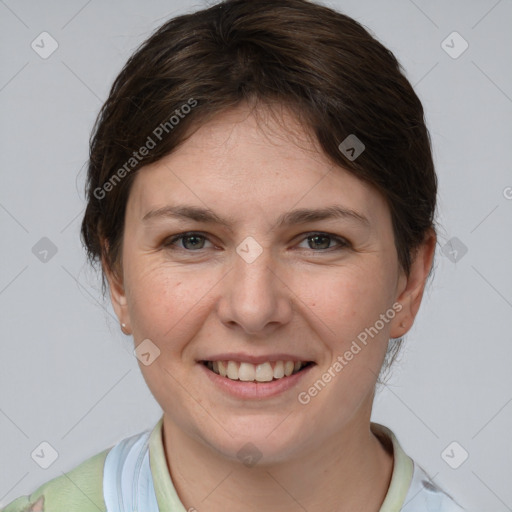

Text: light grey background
xmin=1 ymin=0 xmax=511 ymax=510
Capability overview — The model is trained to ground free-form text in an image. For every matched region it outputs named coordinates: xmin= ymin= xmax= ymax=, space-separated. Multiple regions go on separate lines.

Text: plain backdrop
xmin=1 ymin=1 xmax=511 ymax=510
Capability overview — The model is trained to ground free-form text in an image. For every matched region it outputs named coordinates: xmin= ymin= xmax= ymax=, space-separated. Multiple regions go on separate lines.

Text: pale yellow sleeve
xmin=1 ymin=448 xmax=110 ymax=512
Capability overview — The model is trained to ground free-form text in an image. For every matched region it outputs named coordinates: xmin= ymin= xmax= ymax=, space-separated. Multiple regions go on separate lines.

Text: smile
xmin=202 ymin=360 xmax=314 ymax=383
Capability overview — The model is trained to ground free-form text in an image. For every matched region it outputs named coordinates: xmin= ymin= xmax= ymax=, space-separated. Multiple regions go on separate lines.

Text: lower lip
xmin=199 ymin=362 xmax=314 ymax=399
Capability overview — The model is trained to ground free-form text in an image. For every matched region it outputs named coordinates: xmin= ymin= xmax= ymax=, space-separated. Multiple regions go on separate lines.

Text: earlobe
xmin=108 ymin=273 xmax=131 ymax=335
xmin=107 ymin=268 xmax=132 ymax=334
xmin=101 ymin=239 xmax=132 ymax=334
xmin=389 ymin=229 xmax=436 ymax=339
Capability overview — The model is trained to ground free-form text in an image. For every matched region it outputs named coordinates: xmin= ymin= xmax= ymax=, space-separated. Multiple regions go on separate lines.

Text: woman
xmin=2 ymin=0 xmax=465 ymax=510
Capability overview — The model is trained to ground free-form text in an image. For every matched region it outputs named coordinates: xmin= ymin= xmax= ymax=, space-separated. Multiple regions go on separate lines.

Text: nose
xmin=216 ymin=244 xmax=293 ymax=336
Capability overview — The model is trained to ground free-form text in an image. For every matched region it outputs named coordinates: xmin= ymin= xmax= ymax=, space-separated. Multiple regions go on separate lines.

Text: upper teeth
xmin=206 ymin=360 xmax=306 ymax=382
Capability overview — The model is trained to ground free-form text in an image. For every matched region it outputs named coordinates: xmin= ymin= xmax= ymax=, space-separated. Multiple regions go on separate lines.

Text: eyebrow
xmin=142 ymin=204 xmax=370 ymax=230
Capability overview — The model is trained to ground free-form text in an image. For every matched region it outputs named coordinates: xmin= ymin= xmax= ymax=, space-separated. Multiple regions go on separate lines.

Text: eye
xmin=297 ymin=232 xmax=350 ymax=251
xmin=163 ymin=232 xmax=213 ymax=251
xmin=162 ymin=231 xmax=350 ymax=252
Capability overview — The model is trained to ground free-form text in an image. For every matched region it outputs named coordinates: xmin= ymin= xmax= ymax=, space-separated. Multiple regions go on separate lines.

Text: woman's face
xmin=107 ymin=104 xmax=432 ymax=463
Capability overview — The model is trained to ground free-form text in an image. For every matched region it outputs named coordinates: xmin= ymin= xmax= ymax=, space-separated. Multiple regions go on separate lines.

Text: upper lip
xmin=199 ymin=352 xmax=315 ymax=365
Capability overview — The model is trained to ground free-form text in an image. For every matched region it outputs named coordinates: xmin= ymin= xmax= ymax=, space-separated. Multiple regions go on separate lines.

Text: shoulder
xmin=371 ymin=423 xmax=466 ymax=512
xmin=1 ymin=447 xmax=110 ymax=512
xmin=401 ymin=461 xmax=466 ymax=512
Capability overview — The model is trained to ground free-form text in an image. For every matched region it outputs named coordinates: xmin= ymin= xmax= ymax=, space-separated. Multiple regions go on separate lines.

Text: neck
xmin=162 ymin=411 xmax=394 ymax=512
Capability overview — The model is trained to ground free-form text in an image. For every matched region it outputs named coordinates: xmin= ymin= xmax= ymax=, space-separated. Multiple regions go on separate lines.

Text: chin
xmin=199 ymin=415 xmax=311 ymax=466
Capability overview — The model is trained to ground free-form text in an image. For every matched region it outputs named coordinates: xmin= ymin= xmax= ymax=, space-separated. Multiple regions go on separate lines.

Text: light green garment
xmin=1 ymin=418 xmax=415 ymax=512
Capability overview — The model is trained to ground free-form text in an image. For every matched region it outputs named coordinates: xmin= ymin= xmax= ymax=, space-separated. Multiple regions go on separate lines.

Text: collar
xmin=148 ymin=416 xmax=414 ymax=511
xmin=371 ymin=423 xmax=414 ymax=511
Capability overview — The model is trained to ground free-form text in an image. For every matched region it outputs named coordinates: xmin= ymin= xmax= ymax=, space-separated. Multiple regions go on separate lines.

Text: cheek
xmin=125 ymin=263 xmax=217 ymax=346
xmin=297 ymin=263 xmax=394 ymax=343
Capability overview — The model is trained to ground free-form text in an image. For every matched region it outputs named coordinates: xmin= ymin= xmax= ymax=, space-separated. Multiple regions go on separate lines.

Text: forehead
xmin=127 ymin=104 xmax=389 ymax=230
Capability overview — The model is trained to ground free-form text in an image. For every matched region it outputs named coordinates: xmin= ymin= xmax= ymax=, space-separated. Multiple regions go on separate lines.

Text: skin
xmin=104 ymin=103 xmax=436 ymax=512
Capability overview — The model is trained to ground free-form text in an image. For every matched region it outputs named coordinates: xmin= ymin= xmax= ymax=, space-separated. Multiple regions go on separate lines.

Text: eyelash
xmin=163 ymin=231 xmax=350 ymax=253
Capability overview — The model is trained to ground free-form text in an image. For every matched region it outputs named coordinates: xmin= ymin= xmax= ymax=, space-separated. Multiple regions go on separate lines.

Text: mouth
xmin=201 ymin=360 xmax=315 ymax=383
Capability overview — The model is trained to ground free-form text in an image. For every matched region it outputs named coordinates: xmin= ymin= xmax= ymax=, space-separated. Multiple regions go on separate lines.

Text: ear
xmin=101 ymin=238 xmax=132 ymax=335
xmin=389 ymin=229 xmax=436 ymax=339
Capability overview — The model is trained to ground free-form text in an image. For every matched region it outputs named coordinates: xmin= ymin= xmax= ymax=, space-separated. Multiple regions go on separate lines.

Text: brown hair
xmin=81 ymin=0 xmax=437 ymax=365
